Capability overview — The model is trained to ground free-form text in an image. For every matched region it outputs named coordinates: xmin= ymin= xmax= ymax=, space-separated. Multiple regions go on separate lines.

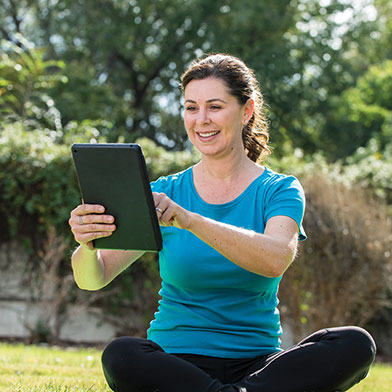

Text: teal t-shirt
xmin=147 ymin=166 xmax=306 ymax=358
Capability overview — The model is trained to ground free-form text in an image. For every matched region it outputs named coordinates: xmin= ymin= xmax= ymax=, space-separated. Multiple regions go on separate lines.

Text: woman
xmin=69 ymin=54 xmax=376 ymax=392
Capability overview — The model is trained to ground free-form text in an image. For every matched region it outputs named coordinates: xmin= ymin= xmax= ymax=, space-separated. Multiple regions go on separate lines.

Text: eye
xmin=210 ymin=105 xmax=222 ymax=110
xmin=185 ymin=105 xmax=197 ymax=112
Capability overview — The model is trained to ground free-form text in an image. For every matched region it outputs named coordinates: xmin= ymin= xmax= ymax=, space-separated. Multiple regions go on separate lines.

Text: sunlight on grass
xmin=0 ymin=343 xmax=110 ymax=392
xmin=0 ymin=342 xmax=390 ymax=391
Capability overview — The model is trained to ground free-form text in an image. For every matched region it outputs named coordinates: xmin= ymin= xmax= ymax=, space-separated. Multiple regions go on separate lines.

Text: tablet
xmin=71 ymin=143 xmax=162 ymax=252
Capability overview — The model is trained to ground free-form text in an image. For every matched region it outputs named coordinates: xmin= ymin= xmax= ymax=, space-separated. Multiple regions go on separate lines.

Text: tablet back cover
xmin=72 ymin=143 xmax=162 ymax=252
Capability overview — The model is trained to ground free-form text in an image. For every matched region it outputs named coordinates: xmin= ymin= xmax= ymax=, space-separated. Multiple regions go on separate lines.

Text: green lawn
xmin=0 ymin=343 xmax=391 ymax=391
xmin=0 ymin=343 xmax=109 ymax=392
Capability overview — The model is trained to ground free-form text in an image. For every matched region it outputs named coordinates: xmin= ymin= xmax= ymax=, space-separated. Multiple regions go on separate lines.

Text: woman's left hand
xmin=153 ymin=192 xmax=193 ymax=229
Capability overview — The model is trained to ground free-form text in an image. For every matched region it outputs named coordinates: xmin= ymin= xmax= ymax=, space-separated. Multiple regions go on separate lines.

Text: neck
xmin=197 ymin=150 xmax=252 ymax=182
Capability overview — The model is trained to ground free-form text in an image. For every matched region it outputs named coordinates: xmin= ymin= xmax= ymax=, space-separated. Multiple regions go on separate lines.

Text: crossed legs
xmin=102 ymin=326 xmax=376 ymax=392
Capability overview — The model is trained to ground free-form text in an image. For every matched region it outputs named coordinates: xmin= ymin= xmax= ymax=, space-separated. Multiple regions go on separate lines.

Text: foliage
xmin=267 ymin=137 xmax=392 ymax=211
xmin=343 ymin=139 xmax=392 ymax=206
xmin=0 ymin=35 xmax=65 ymax=129
xmin=0 ymin=119 xmax=129 ymax=246
xmin=0 ymin=122 xmax=79 ymax=246
xmin=0 ymin=343 xmax=391 ymax=392
xmin=29 ymin=0 xmax=236 ymax=146
xmin=2 ymin=0 xmax=390 ymax=158
xmin=268 ymin=145 xmax=392 ymax=346
xmin=0 ymin=123 xmax=198 ymax=340
xmin=136 ymin=136 xmax=199 ymax=180
xmin=324 ymin=60 xmax=392 ymax=158
xmin=0 ymin=121 xmax=195 ymax=232
xmin=0 ymin=0 xmax=392 ymax=351
xmin=279 ymin=172 xmax=391 ymax=338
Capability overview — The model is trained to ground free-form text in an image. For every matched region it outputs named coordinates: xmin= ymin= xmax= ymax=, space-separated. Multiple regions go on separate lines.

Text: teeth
xmin=198 ymin=131 xmax=219 ymax=137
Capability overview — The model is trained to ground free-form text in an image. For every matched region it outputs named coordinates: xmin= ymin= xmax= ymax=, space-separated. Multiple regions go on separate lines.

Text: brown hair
xmin=180 ymin=53 xmax=271 ymax=162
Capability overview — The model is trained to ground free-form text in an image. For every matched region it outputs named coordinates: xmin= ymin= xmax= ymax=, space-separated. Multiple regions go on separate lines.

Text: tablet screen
xmin=72 ymin=143 xmax=162 ymax=252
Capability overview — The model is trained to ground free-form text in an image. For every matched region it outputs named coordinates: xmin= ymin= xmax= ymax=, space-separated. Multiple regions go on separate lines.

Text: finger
xmin=69 ymin=216 xmax=114 ymax=232
xmin=72 ymin=204 xmax=105 ymax=216
xmin=79 ymin=214 xmax=115 ymax=225
xmin=155 ymin=207 xmax=163 ymax=218
xmin=155 ymin=199 xmax=170 ymax=218
xmin=153 ymin=192 xmax=171 ymax=208
xmin=75 ymin=231 xmax=113 ymax=244
xmin=76 ymin=223 xmax=116 ymax=233
xmin=152 ymin=192 xmax=163 ymax=203
xmin=155 ymin=201 xmax=168 ymax=217
xmin=159 ymin=205 xmax=177 ymax=225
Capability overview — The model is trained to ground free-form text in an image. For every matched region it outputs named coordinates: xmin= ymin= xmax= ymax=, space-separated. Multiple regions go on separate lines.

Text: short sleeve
xmin=264 ymin=175 xmax=307 ymax=241
xmin=150 ymin=168 xmax=190 ymax=200
xmin=150 ymin=176 xmax=169 ymax=194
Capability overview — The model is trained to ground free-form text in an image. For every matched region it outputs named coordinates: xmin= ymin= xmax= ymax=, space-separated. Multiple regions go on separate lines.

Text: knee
xmin=333 ymin=326 xmax=377 ymax=367
xmin=101 ymin=337 xmax=163 ymax=392
xmin=101 ymin=336 xmax=148 ymax=381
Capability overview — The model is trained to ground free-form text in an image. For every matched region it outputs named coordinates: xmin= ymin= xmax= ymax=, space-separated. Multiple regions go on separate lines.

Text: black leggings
xmin=101 ymin=326 xmax=376 ymax=392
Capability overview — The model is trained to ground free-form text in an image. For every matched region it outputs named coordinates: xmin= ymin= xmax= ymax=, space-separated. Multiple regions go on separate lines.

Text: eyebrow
xmin=185 ymin=98 xmax=228 ymax=104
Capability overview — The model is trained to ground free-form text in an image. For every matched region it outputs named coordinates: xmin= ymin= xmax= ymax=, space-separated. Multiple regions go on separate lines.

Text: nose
xmin=196 ymin=107 xmax=211 ymax=125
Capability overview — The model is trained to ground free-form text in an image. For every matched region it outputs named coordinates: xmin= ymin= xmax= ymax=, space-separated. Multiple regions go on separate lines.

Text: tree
xmin=0 ymin=0 xmax=312 ymax=151
xmin=275 ymin=0 xmax=391 ymax=158
xmin=0 ymin=35 xmax=64 ymax=129
xmin=1 ymin=0 xmax=390 ymax=158
xmin=320 ymin=60 xmax=392 ymax=158
xmin=28 ymin=0 xmax=232 ymax=146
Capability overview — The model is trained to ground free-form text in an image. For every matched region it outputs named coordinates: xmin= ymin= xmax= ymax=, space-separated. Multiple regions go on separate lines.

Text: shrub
xmin=0 ymin=123 xmax=80 ymax=249
xmin=343 ymin=139 xmax=392 ymax=207
xmin=268 ymin=139 xmax=392 ymax=210
xmin=1 ymin=122 xmax=390 ymax=344
xmin=0 ymin=123 xmax=198 ymax=340
xmin=136 ymin=136 xmax=200 ymax=180
xmin=279 ymin=172 xmax=392 ymax=339
xmin=0 ymin=123 xmax=199 ymax=247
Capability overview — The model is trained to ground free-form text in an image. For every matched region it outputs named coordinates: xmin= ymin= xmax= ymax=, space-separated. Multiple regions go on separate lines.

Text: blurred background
xmin=0 ymin=0 xmax=391 ymax=360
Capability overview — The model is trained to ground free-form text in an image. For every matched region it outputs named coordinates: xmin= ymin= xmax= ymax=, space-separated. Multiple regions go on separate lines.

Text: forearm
xmin=187 ymin=213 xmax=297 ymax=277
xmin=154 ymin=191 xmax=298 ymax=277
xmin=71 ymin=245 xmax=106 ymax=290
xmin=71 ymin=245 xmax=145 ymax=291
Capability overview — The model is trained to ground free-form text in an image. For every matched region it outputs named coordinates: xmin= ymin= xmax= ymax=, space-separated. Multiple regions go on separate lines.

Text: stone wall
xmin=0 ymin=242 xmax=295 ymax=348
xmin=0 ymin=242 xmax=116 ymax=344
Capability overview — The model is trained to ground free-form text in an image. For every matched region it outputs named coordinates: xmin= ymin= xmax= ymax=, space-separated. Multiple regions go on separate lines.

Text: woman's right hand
xmin=69 ymin=204 xmax=116 ymax=251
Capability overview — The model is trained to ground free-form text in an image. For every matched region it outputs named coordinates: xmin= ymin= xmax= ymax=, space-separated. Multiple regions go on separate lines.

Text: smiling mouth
xmin=197 ymin=131 xmax=220 ymax=139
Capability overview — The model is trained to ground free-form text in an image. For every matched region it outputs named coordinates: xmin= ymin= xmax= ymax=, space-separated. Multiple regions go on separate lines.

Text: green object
xmin=72 ymin=143 xmax=162 ymax=252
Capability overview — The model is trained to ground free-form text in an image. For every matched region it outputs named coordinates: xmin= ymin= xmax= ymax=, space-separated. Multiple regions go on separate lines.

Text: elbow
xmin=71 ymin=257 xmax=106 ymax=291
xmin=265 ymin=268 xmax=284 ymax=278
xmin=264 ymin=264 xmax=286 ymax=278
xmin=72 ymin=268 xmax=106 ymax=291
xmin=264 ymin=248 xmax=296 ymax=278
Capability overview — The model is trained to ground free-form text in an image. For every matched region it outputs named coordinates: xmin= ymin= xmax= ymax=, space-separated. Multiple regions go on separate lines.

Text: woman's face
xmin=183 ymin=77 xmax=253 ymax=160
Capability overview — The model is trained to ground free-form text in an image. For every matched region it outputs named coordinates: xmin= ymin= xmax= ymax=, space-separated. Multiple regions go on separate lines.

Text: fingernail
xmin=98 ymin=206 xmax=104 ymax=212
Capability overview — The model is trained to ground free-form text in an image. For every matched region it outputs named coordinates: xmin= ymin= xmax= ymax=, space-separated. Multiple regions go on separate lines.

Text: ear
xmin=243 ymin=98 xmax=254 ymax=125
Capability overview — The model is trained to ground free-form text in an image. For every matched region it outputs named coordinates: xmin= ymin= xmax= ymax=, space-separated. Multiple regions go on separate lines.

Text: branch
xmin=0 ymin=27 xmax=13 ymax=42
xmin=111 ymin=51 xmax=139 ymax=93
xmin=9 ymin=0 xmax=22 ymax=34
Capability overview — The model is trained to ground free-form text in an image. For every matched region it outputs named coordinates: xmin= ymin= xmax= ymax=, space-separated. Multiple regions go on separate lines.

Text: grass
xmin=0 ymin=342 xmax=391 ymax=391
xmin=0 ymin=343 xmax=109 ymax=392
xmin=349 ymin=363 xmax=392 ymax=392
